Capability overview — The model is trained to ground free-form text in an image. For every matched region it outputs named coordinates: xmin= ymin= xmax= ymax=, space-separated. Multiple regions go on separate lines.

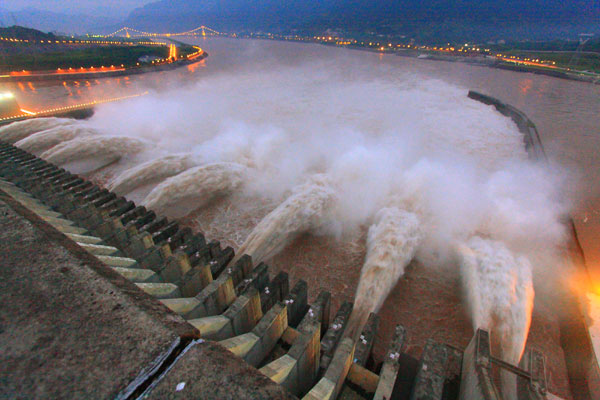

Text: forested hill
xmin=124 ymin=0 xmax=600 ymax=42
xmin=0 ymin=25 xmax=55 ymax=40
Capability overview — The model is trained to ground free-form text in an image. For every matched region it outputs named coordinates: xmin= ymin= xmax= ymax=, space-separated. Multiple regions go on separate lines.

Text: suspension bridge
xmin=103 ymin=25 xmax=225 ymax=38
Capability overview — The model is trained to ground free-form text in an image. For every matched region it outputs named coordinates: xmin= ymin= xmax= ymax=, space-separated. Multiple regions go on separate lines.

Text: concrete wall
xmin=469 ymin=91 xmax=598 ymax=400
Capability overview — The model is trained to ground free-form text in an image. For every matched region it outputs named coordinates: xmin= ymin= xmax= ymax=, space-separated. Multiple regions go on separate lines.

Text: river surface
xmin=2 ymin=37 xmax=599 ymax=398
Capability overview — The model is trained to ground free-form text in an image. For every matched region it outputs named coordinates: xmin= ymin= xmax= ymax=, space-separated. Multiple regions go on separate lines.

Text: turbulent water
xmin=6 ymin=43 xmax=572 ymax=387
xmin=346 ymin=207 xmax=422 ymax=339
xmin=0 ymin=117 xmax=76 ymax=144
xmin=41 ymin=136 xmax=146 ymax=174
xmin=15 ymin=125 xmax=99 ymax=155
xmin=232 ymin=174 xmax=336 ymax=265
xmin=458 ymin=236 xmax=534 ymax=399
xmin=109 ymin=154 xmax=198 ymax=196
xmin=142 ymin=162 xmax=247 ymax=218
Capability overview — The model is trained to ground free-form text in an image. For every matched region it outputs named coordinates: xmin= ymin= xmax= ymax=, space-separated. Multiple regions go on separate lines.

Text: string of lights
xmin=6 ymin=65 xmax=126 ymax=77
xmin=0 ymin=92 xmax=149 ymax=123
xmin=0 ymin=27 xmax=563 ymax=68
xmin=1 ymin=46 xmax=205 ymax=79
xmin=186 ymin=46 xmax=205 ymax=60
xmin=0 ymin=36 xmax=166 ymax=46
xmin=102 ymin=25 xmax=223 ymax=38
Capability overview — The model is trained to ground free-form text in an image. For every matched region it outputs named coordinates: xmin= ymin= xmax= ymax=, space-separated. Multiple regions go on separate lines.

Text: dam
xmin=0 ymin=89 xmax=597 ymax=400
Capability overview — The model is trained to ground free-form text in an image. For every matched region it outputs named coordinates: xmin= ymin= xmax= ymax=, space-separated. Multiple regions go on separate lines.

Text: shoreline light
xmin=0 ymin=91 xmax=149 ymax=123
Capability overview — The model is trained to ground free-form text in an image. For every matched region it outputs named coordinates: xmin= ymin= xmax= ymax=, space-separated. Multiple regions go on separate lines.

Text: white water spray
xmin=458 ymin=236 xmax=534 ymax=399
xmin=346 ymin=207 xmax=422 ymax=338
xmin=232 ymin=174 xmax=337 ymax=265
xmin=15 ymin=125 xmax=99 ymax=155
xmin=40 ymin=136 xmax=146 ymax=174
xmin=108 ymin=154 xmax=198 ymax=195
xmin=0 ymin=117 xmax=76 ymax=144
xmin=142 ymin=162 xmax=247 ymax=218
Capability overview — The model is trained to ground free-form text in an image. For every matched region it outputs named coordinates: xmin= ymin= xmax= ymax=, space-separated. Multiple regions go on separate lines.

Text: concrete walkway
xmin=0 ymin=190 xmax=293 ymax=399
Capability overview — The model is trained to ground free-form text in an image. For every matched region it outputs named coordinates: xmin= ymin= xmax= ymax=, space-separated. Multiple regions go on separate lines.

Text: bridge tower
xmin=202 ymin=27 xmax=206 ymax=37
xmin=569 ymin=33 xmax=594 ymax=69
xmin=125 ymin=29 xmax=131 ymax=38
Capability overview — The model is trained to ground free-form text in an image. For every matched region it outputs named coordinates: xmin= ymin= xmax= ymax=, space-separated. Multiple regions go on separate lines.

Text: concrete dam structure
xmin=0 ymin=93 xmax=596 ymax=399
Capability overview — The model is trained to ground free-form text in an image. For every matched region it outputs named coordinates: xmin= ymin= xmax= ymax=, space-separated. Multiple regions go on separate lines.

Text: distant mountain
xmin=0 ymin=25 xmax=55 ymax=40
xmin=0 ymin=7 xmax=120 ymax=35
xmin=124 ymin=0 xmax=600 ymax=42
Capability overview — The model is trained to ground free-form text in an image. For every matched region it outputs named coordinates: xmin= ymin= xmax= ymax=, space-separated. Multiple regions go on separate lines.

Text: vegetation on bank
xmin=0 ymin=26 xmax=56 ymax=41
xmin=488 ymin=38 xmax=600 ymax=53
xmin=496 ymin=51 xmax=600 ymax=73
xmin=0 ymin=26 xmax=198 ymax=73
xmin=487 ymin=38 xmax=600 ymax=73
xmin=0 ymin=46 xmax=169 ymax=72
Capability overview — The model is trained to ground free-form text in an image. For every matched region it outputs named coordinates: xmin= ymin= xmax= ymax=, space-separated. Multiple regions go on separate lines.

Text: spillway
xmin=15 ymin=125 xmax=99 ymax=155
xmin=346 ymin=207 xmax=422 ymax=339
xmin=0 ymin=117 xmax=76 ymax=144
xmin=458 ymin=236 xmax=534 ymax=399
xmin=232 ymin=175 xmax=336 ymax=265
xmin=109 ymin=154 xmax=198 ymax=195
xmin=40 ymin=136 xmax=146 ymax=174
xmin=142 ymin=162 xmax=247 ymax=218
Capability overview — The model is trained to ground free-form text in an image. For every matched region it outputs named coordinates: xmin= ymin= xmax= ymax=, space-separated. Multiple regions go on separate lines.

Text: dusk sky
xmin=1 ymin=0 xmax=150 ymax=18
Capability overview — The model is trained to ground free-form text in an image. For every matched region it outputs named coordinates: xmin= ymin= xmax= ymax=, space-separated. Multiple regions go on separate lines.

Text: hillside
xmin=0 ymin=25 xmax=55 ymax=40
xmin=0 ymin=7 xmax=119 ymax=35
xmin=124 ymin=0 xmax=600 ymax=42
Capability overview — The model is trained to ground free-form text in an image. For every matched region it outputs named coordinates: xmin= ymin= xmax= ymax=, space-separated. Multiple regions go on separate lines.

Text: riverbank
xmin=0 ymin=52 xmax=207 ymax=83
xmin=0 ymin=92 xmax=148 ymax=125
xmin=391 ymin=48 xmax=600 ymax=85
xmin=232 ymin=35 xmax=600 ymax=85
xmin=319 ymin=41 xmax=600 ymax=85
xmin=0 ymin=26 xmax=207 ymax=83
